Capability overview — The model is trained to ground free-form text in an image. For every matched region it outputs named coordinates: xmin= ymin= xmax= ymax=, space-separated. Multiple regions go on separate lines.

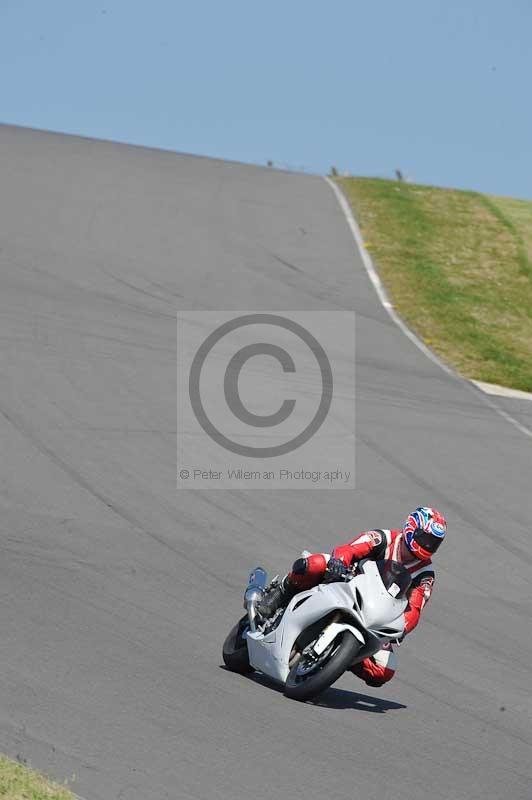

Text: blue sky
xmin=1 ymin=0 xmax=531 ymax=198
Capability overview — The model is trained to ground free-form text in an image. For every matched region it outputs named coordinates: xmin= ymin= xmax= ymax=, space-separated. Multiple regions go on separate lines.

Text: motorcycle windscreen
xmin=375 ymin=560 xmax=412 ymax=599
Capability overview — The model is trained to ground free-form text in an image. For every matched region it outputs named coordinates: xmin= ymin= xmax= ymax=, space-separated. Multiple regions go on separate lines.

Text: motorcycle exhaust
xmin=244 ymin=567 xmax=268 ymax=632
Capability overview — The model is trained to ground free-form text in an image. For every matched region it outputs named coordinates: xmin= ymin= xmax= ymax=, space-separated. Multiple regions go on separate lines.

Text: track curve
xmin=0 ymin=124 xmax=531 ymax=800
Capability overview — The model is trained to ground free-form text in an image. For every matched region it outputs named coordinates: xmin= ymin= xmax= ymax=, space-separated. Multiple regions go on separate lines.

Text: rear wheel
xmin=222 ymin=615 xmax=254 ymax=674
xmin=284 ymin=630 xmax=360 ymax=701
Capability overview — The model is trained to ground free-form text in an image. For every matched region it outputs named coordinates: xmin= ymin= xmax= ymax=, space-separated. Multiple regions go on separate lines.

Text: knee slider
xmin=373 ymin=647 xmax=397 ymax=673
xmin=291 ymin=557 xmax=308 ymax=575
xmin=352 ymin=653 xmax=396 ymax=687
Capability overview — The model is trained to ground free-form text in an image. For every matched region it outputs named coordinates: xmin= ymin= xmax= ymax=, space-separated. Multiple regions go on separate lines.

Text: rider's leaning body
xmin=258 ymin=507 xmax=446 ymax=687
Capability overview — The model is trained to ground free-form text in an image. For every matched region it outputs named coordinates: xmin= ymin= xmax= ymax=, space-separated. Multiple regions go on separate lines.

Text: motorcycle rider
xmin=257 ymin=506 xmax=446 ymax=687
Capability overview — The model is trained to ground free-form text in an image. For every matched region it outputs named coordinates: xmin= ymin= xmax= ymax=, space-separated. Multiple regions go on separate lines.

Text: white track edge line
xmin=323 ymin=177 xmax=453 ymax=375
xmin=324 ymin=176 xmax=532 ymax=440
xmin=471 ymin=380 xmax=532 ymax=401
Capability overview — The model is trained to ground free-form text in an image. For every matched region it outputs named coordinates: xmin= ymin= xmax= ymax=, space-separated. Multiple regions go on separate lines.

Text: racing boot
xmin=257 ymin=576 xmax=298 ymax=618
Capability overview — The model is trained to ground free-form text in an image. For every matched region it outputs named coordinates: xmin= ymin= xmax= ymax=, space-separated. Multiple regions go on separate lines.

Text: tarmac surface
xmin=0 ymin=124 xmax=531 ymax=800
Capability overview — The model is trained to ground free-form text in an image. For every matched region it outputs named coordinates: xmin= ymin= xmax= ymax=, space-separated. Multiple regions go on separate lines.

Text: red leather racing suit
xmin=288 ymin=529 xmax=435 ymax=687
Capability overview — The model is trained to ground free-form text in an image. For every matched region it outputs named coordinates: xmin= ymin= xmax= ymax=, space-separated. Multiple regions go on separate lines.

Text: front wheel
xmin=222 ymin=615 xmax=254 ymax=674
xmin=284 ymin=630 xmax=360 ymax=701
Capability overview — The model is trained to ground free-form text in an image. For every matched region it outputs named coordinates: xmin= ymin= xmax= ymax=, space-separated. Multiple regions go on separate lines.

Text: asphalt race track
xmin=0 ymin=125 xmax=531 ymax=800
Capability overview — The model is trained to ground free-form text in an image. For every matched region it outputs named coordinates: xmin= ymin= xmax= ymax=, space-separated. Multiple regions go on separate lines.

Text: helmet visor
xmin=413 ymin=527 xmax=443 ymax=554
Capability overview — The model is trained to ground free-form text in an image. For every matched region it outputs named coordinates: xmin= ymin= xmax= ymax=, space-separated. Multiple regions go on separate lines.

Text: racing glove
xmin=325 ymin=557 xmax=350 ymax=581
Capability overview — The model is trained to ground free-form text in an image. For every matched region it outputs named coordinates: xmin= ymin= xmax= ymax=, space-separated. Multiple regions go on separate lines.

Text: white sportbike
xmin=223 ymin=556 xmax=411 ymax=701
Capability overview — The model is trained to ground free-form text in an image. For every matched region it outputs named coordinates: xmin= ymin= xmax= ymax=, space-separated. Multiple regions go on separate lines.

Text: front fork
xmin=243 ymin=567 xmax=268 ymax=632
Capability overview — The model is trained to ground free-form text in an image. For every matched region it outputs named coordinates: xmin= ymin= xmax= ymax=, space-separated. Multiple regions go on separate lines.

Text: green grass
xmin=338 ymin=177 xmax=532 ymax=392
xmin=0 ymin=755 xmax=76 ymax=799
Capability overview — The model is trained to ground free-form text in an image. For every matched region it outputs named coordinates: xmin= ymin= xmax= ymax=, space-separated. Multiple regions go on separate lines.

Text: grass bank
xmin=337 ymin=177 xmax=532 ymax=392
xmin=0 ymin=755 xmax=76 ymax=799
